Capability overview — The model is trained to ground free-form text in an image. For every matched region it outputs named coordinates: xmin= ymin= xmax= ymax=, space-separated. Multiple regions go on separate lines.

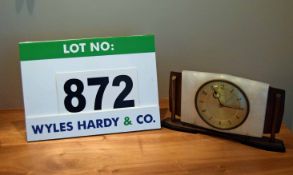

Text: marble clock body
xmin=181 ymin=70 xmax=269 ymax=137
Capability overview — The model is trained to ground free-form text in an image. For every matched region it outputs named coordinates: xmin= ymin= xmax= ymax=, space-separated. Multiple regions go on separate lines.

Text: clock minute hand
xmin=219 ymin=103 xmax=244 ymax=110
xmin=217 ymin=96 xmax=244 ymax=110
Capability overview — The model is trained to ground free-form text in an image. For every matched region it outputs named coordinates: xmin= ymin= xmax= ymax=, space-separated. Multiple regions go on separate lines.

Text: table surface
xmin=1 ymin=100 xmax=293 ymax=175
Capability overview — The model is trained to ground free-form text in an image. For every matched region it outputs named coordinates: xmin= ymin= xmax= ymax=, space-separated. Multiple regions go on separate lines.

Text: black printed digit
xmin=87 ymin=77 xmax=109 ymax=110
xmin=112 ymin=75 xmax=135 ymax=108
xmin=64 ymin=79 xmax=86 ymax=113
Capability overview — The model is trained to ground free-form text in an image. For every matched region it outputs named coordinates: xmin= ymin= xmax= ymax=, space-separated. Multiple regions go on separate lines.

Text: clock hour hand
xmin=211 ymin=85 xmax=225 ymax=104
xmin=211 ymin=85 xmax=243 ymax=110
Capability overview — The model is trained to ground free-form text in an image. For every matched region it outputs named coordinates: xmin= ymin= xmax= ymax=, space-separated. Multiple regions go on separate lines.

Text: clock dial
xmin=195 ymin=80 xmax=249 ymax=130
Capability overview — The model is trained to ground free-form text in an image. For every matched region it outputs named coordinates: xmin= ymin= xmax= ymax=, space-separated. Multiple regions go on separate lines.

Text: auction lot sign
xmin=19 ymin=35 xmax=160 ymax=141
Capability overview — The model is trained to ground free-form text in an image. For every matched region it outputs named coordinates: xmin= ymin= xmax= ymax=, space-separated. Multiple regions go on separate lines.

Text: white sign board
xmin=19 ymin=35 xmax=160 ymax=141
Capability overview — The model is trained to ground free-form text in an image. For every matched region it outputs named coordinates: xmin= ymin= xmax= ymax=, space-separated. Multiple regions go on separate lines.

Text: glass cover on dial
xmin=195 ymin=80 xmax=249 ymax=130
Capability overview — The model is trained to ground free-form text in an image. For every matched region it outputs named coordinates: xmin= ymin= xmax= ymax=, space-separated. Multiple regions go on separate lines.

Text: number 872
xmin=63 ymin=75 xmax=135 ymax=113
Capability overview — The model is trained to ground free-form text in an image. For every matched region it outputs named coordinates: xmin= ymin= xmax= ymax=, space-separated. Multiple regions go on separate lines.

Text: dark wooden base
xmin=162 ymin=117 xmax=286 ymax=152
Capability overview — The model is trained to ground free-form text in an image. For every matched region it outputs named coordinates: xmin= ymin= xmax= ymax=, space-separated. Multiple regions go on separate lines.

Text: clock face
xmin=195 ymin=80 xmax=249 ymax=130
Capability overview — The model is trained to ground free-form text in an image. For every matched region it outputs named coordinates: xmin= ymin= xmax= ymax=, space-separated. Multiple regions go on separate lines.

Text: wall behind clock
xmin=0 ymin=0 xmax=293 ymax=129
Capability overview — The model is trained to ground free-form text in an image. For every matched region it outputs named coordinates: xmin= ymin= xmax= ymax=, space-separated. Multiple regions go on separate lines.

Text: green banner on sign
xmin=19 ymin=35 xmax=155 ymax=61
